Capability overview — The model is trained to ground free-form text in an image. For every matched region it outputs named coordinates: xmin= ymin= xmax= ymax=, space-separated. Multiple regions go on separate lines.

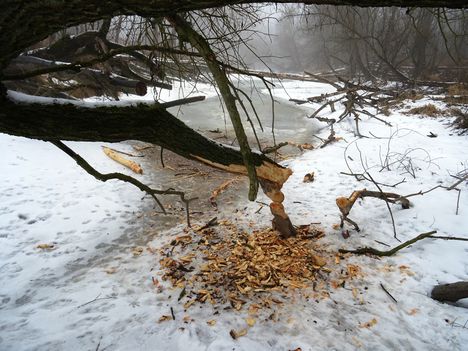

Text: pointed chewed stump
xmin=260 ymin=179 xmax=296 ymax=238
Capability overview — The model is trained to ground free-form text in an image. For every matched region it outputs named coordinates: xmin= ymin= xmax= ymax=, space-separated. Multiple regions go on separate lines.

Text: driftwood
xmin=336 ymin=189 xmax=410 ymax=231
xmin=102 ymin=146 xmax=143 ymax=174
xmin=431 ymin=281 xmax=468 ymax=302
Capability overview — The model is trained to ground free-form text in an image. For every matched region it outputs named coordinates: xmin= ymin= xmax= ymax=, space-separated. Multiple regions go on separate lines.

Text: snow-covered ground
xmin=1 ymin=81 xmax=467 ymax=350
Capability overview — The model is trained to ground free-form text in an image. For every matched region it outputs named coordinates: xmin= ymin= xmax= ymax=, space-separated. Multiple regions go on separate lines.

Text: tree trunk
xmin=431 ymin=281 xmax=468 ymax=302
xmin=0 ymin=97 xmax=291 ymax=184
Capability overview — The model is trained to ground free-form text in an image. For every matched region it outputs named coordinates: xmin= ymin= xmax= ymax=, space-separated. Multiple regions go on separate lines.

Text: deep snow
xmin=0 ymin=80 xmax=467 ymax=350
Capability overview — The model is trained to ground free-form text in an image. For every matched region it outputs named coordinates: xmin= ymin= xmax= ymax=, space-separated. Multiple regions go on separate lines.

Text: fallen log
xmin=0 ymin=96 xmax=294 ymax=236
xmin=102 ymin=146 xmax=143 ymax=174
xmin=431 ymin=281 xmax=468 ymax=302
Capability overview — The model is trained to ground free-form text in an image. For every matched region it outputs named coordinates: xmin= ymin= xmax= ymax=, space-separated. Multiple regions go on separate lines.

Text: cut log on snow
xmin=431 ymin=281 xmax=468 ymax=302
xmin=102 ymin=146 xmax=143 ymax=174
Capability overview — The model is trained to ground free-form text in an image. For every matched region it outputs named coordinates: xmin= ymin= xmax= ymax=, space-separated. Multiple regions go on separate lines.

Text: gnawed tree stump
xmin=431 ymin=281 xmax=468 ymax=302
xmin=260 ymin=179 xmax=296 ymax=238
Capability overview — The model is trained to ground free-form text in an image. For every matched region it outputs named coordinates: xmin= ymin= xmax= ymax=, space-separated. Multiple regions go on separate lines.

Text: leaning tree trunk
xmin=0 ymin=98 xmax=291 ymax=184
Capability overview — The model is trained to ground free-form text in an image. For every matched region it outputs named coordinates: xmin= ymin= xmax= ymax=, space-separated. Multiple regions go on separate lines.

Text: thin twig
xmin=366 ymin=172 xmax=399 ymax=241
xmin=95 ymin=336 xmax=103 ymax=351
xmin=77 ymin=293 xmax=115 ymax=309
xmin=170 ymin=307 xmax=175 ymax=320
xmin=160 ymin=147 xmax=165 ymax=168
xmin=429 ymin=235 xmax=468 ymax=242
xmin=380 ymin=283 xmax=398 ymax=303
xmin=51 ymin=140 xmax=196 ymax=226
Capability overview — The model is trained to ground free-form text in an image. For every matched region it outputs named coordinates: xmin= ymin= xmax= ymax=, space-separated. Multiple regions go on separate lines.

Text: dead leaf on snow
xmin=359 ymin=318 xmax=378 ymax=328
xmin=36 ymin=243 xmax=55 ymax=250
xmin=132 ymin=247 xmax=144 ymax=256
xmin=303 ymin=172 xmax=315 ymax=183
xmin=158 ymin=315 xmax=172 ymax=323
xmin=230 ymin=328 xmax=247 ymax=339
xmin=104 ymin=267 xmax=118 ymax=274
xmin=246 ymin=317 xmax=256 ymax=327
xmin=207 ymin=319 xmax=216 ymax=326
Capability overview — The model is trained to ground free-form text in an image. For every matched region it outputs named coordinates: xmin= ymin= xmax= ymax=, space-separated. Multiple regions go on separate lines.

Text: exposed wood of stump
xmin=431 ymin=281 xmax=468 ymax=302
xmin=260 ymin=179 xmax=296 ymax=238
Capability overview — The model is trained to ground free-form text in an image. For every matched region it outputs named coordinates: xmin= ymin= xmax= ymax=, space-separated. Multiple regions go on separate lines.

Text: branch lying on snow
xmin=339 ymin=230 xmax=437 ymax=256
xmin=262 ymin=142 xmax=289 ymax=154
xmin=51 ymin=140 xmax=196 ymax=226
xmin=336 ymin=188 xmax=410 ymax=233
xmin=340 ymin=231 xmax=468 ymax=257
xmin=102 ymin=146 xmax=143 ymax=174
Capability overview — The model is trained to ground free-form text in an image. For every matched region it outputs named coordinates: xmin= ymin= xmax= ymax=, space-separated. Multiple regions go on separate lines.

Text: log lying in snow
xmin=102 ymin=146 xmax=143 ymax=174
xmin=431 ymin=281 xmax=468 ymax=302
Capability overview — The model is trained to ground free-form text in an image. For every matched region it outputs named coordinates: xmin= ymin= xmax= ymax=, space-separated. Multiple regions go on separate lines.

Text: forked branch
xmin=51 ymin=140 xmax=196 ymax=226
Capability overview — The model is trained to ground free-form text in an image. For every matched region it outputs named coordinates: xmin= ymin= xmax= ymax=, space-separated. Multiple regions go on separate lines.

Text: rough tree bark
xmin=431 ymin=281 xmax=468 ymax=302
xmin=0 ymin=98 xmax=289 ymax=181
xmin=167 ymin=14 xmax=260 ymax=201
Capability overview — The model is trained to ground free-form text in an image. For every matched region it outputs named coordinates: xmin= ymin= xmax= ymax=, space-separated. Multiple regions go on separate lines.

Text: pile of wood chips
xmin=158 ymin=220 xmax=336 ymax=312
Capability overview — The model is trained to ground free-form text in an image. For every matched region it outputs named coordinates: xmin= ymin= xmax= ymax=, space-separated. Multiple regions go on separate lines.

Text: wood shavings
xmin=132 ymin=247 xmax=144 ymax=256
xmin=209 ymin=178 xmax=239 ymax=207
xmin=230 ymin=328 xmax=247 ymax=339
xmin=158 ymin=315 xmax=172 ymax=323
xmin=245 ymin=317 xmax=256 ymax=327
xmin=157 ymin=221 xmax=337 ymax=314
xmin=359 ymin=318 xmax=378 ymax=328
xmin=36 ymin=243 xmax=55 ymax=250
